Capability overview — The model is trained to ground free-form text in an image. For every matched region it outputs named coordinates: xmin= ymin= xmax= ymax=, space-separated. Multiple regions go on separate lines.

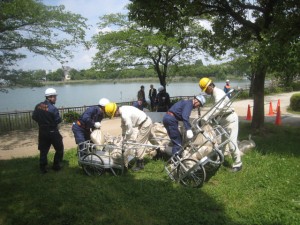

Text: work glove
xmin=94 ymin=122 xmax=101 ymax=129
xmin=186 ymin=129 xmax=194 ymax=139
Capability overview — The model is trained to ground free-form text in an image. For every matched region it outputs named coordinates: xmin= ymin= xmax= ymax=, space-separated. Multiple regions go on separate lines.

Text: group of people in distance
xmin=32 ymin=77 xmax=242 ymax=174
xmin=135 ymin=84 xmax=170 ymax=112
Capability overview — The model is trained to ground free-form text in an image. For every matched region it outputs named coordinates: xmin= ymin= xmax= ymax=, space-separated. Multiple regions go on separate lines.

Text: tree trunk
xmin=249 ymin=73 xmax=255 ymax=97
xmin=251 ymin=64 xmax=267 ymax=130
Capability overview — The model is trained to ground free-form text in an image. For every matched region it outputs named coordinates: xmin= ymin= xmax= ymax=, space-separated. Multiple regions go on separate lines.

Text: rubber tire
xmin=177 ymin=158 xmax=206 ymax=188
xmin=82 ymin=153 xmax=105 ymax=176
xmin=204 ymin=151 xmax=222 ymax=182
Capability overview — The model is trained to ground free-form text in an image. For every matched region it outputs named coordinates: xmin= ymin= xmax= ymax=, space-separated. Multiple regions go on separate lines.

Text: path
xmin=1 ymin=91 xmax=299 ymax=160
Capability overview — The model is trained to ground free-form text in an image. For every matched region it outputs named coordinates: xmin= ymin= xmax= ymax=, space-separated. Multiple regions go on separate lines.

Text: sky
xmin=14 ymin=0 xmax=130 ymax=71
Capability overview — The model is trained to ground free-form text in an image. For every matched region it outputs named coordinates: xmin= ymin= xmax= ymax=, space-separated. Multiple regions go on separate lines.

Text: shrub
xmin=291 ymin=82 xmax=300 ymax=91
xmin=169 ymin=98 xmax=181 ymax=107
xmin=290 ymin=93 xmax=300 ymax=111
xmin=236 ymin=89 xmax=250 ymax=100
xmin=283 ymin=86 xmax=293 ymax=92
xmin=63 ymin=111 xmax=80 ymax=123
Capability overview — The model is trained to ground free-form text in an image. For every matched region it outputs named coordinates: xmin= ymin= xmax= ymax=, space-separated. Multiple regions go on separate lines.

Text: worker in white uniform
xmin=199 ymin=77 xmax=242 ymax=172
xmin=104 ymin=103 xmax=152 ymax=171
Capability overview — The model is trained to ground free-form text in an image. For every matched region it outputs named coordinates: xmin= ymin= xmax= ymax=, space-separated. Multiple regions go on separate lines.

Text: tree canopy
xmin=0 ymin=0 xmax=88 ymax=91
xmin=92 ymin=13 xmax=205 ymax=88
xmin=128 ymin=0 xmax=300 ymax=130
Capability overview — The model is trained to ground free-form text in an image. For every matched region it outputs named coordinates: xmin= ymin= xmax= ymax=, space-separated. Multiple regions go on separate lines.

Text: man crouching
xmin=105 ymin=103 xmax=152 ymax=171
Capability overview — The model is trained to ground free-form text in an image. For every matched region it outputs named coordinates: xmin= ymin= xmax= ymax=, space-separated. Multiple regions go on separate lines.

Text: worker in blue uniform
xmin=32 ymin=88 xmax=64 ymax=173
xmin=72 ymin=98 xmax=109 ymax=148
xmin=162 ymin=95 xmax=206 ymax=155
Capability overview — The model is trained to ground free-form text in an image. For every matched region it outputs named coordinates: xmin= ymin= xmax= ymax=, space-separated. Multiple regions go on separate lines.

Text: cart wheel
xmin=204 ymin=152 xmax=222 ymax=182
xmin=177 ymin=159 xmax=206 ymax=188
xmin=82 ymin=153 xmax=105 ymax=176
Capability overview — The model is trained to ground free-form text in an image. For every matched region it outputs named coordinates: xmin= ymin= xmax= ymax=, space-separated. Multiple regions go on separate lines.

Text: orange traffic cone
xmin=277 ymin=99 xmax=281 ymax=107
xmin=246 ymin=104 xmax=252 ymax=120
xmin=275 ymin=105 xmax=281 ymax=125
xmin=274 ymin=99 xmax=280 ymax=113
xmin=267 ymin=101 xmax=274 ymax=116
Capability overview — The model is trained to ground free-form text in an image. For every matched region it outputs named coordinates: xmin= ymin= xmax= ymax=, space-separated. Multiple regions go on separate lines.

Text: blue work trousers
xmin=38 ymin=128 xmax=64 ymax=167
xmin=72 ymin=123 xmax=91 ymax=149
xmin=163 ymin=114 xmax=182 ymax=155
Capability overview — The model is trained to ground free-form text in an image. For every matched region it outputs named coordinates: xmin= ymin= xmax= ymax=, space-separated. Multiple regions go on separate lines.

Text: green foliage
xmin=169 ymin=97 xmax=181 ymax=107
xmin=290 ymin=93 xmax=300 ymax=111
xmin=236 ymin=89 xmax=250 ymax=100
xmin=0 ymin=123 xmax=300 ymax=225
xmin=63 ymin=111 xmax=80 ymax=123
xmin=92 ymin=13 xmax=205 ymax=87
xmin=128 ymin=0 xmax=300 ymax=130
xmin=0 ymin=0 xmax=88 ymax=91
xmin=265 ymin=86 xmax=284 ymax=95
xmin=46 ymin=69 xmax=64 ymax=81
xmin=291 ymin=82 xmax=300 ymax=91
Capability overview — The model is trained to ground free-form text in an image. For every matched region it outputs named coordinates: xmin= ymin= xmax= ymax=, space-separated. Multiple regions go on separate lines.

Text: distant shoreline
xmin=40 ymin=76 xmax=244 ymax=85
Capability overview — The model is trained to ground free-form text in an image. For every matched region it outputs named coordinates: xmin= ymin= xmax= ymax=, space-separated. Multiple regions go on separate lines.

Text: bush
xmin=283 ymin=86 xmax=293 ymax=92
xmin=266 ymin=86 xmax=284 ymax=94
xmin=169 ymin=98 xmax=181 ymax=107
xmin=291 ymin=82 xmax=300 ymax=91
xmin=63 ymin=111 xmax=80 ymax=123
xmin=236 ymin=89 xmax=250 ymax=100
xmin=290 ymin=93 xmax=300 ymax=111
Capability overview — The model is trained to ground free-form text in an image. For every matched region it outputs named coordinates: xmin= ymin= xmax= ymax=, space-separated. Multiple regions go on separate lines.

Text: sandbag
xmin=90 ymin=129 xmax=104 ymax=145
xmin=149 ymin=122 xmax=217 ymax=159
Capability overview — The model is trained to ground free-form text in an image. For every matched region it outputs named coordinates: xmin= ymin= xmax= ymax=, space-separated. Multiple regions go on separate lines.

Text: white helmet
xmin=226 ymin=80 xmax=230 ymax=83
xmin=158 ymin=86 xmax=164 ymax=92
xmin=195 ymin=95 xmax=206 ymax=106
xmin=45 ymin=88 xmax=57 ymax=97
xmin=99 ymin=98 xmax=110 ymax=107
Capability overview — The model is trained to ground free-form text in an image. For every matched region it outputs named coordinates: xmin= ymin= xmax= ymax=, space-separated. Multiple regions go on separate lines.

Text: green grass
xmin=0 ymin=123 xmax=299 ymax=225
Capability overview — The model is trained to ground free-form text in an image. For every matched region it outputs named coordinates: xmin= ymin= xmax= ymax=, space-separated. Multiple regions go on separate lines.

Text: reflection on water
xmin=0 ymin=80 xmax=250 ymax=112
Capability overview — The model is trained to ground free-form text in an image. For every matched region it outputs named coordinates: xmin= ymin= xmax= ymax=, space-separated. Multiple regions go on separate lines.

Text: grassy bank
xmin=0 ymin=123 xmax=299 ymax=225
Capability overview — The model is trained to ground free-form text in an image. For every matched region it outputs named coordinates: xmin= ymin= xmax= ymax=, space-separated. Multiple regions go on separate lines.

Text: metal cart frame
xmin=77 ymin=140 xmax=161 ymax=176
xmin=164 ymin=89 xmax=242 ymax=188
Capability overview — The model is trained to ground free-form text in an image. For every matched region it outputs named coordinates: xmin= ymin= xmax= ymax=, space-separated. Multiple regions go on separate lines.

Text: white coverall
xmin=203 ymin=87 xmax=242 ymax=168
xmin=119 ymin=106 xmax=152 ymax=159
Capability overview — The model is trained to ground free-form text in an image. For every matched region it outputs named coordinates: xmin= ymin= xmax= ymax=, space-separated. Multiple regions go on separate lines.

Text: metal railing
xmin=0 ymin=96 xmax=195 ymax=133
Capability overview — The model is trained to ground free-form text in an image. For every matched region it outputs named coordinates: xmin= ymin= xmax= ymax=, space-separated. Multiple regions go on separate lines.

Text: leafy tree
xmin=47 ymin=68 xmax=64 ymax=81
xmin=92 ymin=13 xmax=205 ymax=89
xmin=69 ymin=69 xmax=81 ymax=80
xmin=0 ymin=0 xmax=88 ymax=91
xmin=32 ymin=70 xmax=47 ymax=81
xmin=128 ymin=0 xmax=300 ymax=130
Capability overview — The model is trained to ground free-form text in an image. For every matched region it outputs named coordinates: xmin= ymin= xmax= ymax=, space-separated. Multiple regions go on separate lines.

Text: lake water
xmin=0 ymin=80 xmax=250 ymax=112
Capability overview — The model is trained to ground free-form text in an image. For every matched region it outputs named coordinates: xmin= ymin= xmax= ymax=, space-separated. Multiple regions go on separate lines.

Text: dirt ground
xmin=0 ymin=118 xmax=122 ymax=160
xmin=1 ymin=91 xmax=299 ymax=160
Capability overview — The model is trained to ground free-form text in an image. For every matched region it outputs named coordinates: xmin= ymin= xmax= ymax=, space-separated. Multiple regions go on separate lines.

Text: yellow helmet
xmin=105 ymin=102 xmax=117 ymax=118
xmin=199 ymin=77 xmax=212 ymax=92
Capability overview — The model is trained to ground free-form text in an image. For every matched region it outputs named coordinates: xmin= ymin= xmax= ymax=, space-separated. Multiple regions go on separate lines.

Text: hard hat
xmin=99 ymin=98 xmax=110 ymax=107
xmin=195 ymin=95 xmax=206 ymax=106
xmin=226 ymin=79 xmax=230 ymax=83
xmin=158 ymin=86 xmax=164 ymax=92
xmin=105 ymin=102 xmax=117 ymax=118
xmin=45 ymin=88 xmax=57 ymax=96
xmin=199 ymin=78 xmax=212 ymax=92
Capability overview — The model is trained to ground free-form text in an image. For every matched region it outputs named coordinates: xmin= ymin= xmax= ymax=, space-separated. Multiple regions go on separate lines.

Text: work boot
xmin=132 ymin=159 xmax=144 ymax=172
xmin=153 ymin=148 xmax=162 ymax=160
xmin=52 ymin=163 xmax=63 ymax=171
xmin=40 ymin=165 xmax=48 ymax=174
xmin=231 ymin=165 xmax=242 ymax=172
xmin=140 ymin=159 xmax=145 ymax=169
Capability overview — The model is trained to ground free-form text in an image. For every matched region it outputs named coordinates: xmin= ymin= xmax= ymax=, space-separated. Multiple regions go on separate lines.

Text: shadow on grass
xmin=239 ymin=122 xmax=300 ymax=157
xmin=0 ymin=150 xmax=238 ymax=225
